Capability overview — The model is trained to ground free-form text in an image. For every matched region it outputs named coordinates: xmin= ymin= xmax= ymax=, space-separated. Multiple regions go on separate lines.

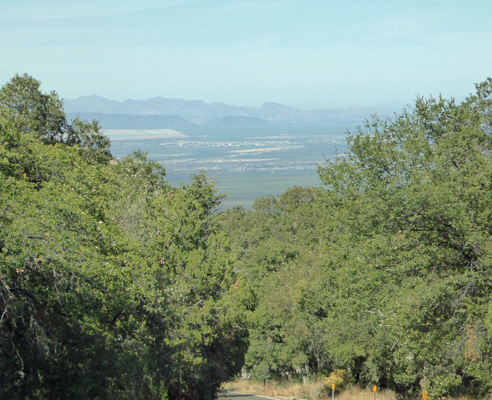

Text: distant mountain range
xmin=64 ymin=95 xmax=397 ymax=129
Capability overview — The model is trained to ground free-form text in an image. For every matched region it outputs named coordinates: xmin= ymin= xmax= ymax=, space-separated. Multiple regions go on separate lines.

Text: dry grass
xmin=222 ymin=379 xmax=473 ymax=400
xmin=336 ymin=387 xmax=397 ymax=400
xmin=222 ymin=379 xmax=266 ymax=396
xmin=223 ymin=378 xmax=342 ymax=400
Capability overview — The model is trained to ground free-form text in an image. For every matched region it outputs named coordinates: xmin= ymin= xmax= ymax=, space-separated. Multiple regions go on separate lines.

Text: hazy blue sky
xmin=2 ymin=0 xmax=491 ymax=109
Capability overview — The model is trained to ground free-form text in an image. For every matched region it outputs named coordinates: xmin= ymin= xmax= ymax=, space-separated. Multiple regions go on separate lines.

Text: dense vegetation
xmin=1 ymin=74 xmax=492 ymax=399
xmin=221 ymin=78 xmax=492 ymax=398
xmin=0 ymin=74 xmax=248 ymax=400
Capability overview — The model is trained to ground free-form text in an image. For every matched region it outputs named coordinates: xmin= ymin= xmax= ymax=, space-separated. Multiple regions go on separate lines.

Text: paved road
xmin=219 ymin=391 xmax=274 ymax=400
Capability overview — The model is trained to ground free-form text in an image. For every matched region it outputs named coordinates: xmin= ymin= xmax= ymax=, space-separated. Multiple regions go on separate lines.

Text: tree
xmin=0 ymin=75 xmax=249 ymax=399
xmin=223 ymin=78 xmax=492 ymax=398
xmin=316 ymin=78 xmax=492 ymax=397
xmin=0 ymin=140 xmax=139 ymax=399
xmin=221 ymin=187 xmax=336 ymax=381
xmin=0 ymin=74 xmax=111 ymax=163
xmin=143 ymin=172 xmax=248 ymax=400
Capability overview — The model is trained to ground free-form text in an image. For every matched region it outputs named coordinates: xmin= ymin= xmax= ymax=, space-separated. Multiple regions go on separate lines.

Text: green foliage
xmin=324 ymin=369 xmax=351 ymax=392
xmin=0 ymin=73 xmax=112 ymax=163
xmin=223 ymin=78 xmax=492 ymax=399
xmin=111 ymin=150 xmax=168 ymax=243
xmin=0 ymin=143 xmax=136 ymax=399
xmin=141 ymin=172 xmax=247 ymax=400
xmin=4 ymin=72 xmax=492 ymax=399
xmin=0 ymin=75 xmax=249 ymax=400
xmin=314 ymin=80 xmax=492 ymax=396
xmin=0 ymin=74 xmax=66 ymax=143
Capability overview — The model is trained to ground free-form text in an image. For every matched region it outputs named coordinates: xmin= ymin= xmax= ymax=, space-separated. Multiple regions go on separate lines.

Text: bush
xmin=323 ymin=369 xmax=351 ymax=394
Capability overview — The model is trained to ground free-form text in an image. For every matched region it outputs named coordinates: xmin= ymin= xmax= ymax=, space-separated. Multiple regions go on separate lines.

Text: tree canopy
xmin=221 ymin=78 xmax=492 ymax=398
xmin=2 ymin=73 xmax=492 ymax=400
xmin=0 ymin=74 xmax=248 ymax=400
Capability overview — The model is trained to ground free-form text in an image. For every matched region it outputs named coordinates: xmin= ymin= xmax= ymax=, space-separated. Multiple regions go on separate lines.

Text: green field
xmin=214 ymin=169 xmax=323 ymax=209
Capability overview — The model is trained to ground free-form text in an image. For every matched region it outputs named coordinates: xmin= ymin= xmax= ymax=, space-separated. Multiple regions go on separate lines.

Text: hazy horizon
xmin=63 ymin=92 xmax=403 ymax=112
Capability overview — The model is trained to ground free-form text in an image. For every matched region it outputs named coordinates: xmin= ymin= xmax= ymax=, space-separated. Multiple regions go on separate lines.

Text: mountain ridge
xmin=64 ymin=95 xmax=397 ymax=128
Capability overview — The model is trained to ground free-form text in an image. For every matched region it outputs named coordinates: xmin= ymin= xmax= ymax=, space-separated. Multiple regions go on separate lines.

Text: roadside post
xmin=373 ymin=385 xmax=377 ymax=400
xmin=331 ymin=384 xmax=335 ymax=400
xmin=420 ymin=369 xmax=428 ymax=400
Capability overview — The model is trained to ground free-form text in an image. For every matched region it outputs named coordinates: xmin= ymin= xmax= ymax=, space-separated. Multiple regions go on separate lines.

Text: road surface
xmin=220 ymin=391 xmax=275 ymax=400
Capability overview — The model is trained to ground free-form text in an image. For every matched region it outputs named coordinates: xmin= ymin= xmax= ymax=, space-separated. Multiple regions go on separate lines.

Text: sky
xmin=1 ymin=0 xmax=491 ymax=110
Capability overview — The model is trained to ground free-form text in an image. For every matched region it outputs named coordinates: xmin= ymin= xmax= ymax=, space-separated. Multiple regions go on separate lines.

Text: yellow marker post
xmin=423 ymin=390 xmax=428 ymax=400
xmin=373 ymin=385 xmax=377 ymax=400
xmin=332 ymin=384 xmax=335 ymax=400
